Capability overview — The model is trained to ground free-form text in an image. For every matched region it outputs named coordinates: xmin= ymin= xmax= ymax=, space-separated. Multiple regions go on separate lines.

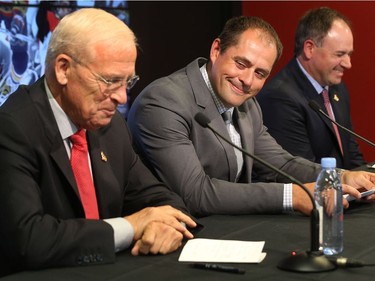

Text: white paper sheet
xmin=178 ymin=238 xmax=266 ymax=263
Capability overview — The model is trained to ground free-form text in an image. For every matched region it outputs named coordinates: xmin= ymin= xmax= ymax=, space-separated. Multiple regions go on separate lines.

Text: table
xmin=3 ymin=201 xmax=375 ymax=281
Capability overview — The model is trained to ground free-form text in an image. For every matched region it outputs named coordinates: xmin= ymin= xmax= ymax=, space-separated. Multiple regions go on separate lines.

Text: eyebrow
xmin=234 ymin=56 xmax=271 ymax=77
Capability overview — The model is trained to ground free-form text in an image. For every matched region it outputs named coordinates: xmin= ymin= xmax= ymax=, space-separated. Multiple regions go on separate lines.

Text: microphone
xmin=308 ymin=100 xmax=375 ymax=148
xmin=194 ymin=112 xmax=336 ymax=273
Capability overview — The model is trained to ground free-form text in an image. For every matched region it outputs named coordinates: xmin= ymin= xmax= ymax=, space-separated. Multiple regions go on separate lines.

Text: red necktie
xmin=322 ymin=89 xmax=344 ymax=156
xmin=70 ymin=129 xmax=99 ymax=219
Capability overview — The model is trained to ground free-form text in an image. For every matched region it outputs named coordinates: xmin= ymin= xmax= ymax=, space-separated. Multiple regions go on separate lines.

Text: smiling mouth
xmin=232 ymin=85 xmax=251 ymax=96
xmin=334 ymin=68 xmax=344 ymax=74
xmin=229 ymin=81 xmax=248 ymax=95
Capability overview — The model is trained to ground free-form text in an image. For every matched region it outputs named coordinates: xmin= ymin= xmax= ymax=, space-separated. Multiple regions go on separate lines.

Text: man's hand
xmin=341 ymin=170 xmax=375 ymax=200
xmin=292 ymin=181 xmax=362 ymax=216
xmin=124 ymin=205 xmax=197 ymax=255
xmin=125 ymin=205 xmax=196 ymax=240
xmin=131 ymin=221 xmax=184 ymax=256
xmin=292 ymin=182 xmax=315 ymax=216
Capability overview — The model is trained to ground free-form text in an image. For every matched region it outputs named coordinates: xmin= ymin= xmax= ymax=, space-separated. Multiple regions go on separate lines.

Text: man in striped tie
xmin=257 ymin=7 xmax=365 ymax=170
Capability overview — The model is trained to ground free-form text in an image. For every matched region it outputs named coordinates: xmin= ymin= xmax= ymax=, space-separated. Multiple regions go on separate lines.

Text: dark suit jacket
xmin=257 ymin=58 xmax=365 ymax=169
xmin=128 ymin=58 xmax=321 ymax=218
xmin=0 ymin=78 xmax=192 ymax=276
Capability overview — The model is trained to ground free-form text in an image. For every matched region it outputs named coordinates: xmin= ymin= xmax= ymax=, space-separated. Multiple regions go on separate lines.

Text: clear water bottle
xmin=314 ymin=157 xmax=343 ymax=255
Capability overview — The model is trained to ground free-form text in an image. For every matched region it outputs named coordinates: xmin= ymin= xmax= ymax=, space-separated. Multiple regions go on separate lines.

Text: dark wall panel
xmin=128 ymin=1 xmax=241 ymax=104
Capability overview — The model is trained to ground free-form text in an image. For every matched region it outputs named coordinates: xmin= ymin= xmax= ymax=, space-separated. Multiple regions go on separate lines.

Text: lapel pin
xmin=101 ymin=151 xmax=108 ymax=162
xmin=333 ymin=94 xmax=339 ymax=102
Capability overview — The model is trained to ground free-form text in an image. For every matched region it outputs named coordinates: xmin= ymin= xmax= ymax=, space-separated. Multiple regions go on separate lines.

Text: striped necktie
xmin=322 ymin=89 xmax=344 ymax=155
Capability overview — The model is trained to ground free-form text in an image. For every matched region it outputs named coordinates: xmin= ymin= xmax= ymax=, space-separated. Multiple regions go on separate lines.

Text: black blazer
xmin=0 ymin=78 xmax=192 ymax=276
xmin=257 ymin=58 xmax=365 ymax=169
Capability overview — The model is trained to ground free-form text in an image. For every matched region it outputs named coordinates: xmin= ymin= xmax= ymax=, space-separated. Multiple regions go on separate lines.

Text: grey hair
xmin=45 ymin=8 xmax=137 ymax=72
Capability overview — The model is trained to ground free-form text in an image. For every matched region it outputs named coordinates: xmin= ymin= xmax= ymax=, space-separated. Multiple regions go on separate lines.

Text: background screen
xmin=0 ymin=0 xmax=129 ymax=115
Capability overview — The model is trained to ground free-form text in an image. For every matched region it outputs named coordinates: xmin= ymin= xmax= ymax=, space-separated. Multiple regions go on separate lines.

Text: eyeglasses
xmin=96 ymin=73 xmax=140 ymax=92
xmin=68 ymin=55 xmax=140 ymax=92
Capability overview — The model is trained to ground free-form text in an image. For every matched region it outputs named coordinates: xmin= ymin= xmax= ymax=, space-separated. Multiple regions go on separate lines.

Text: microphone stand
xmin=309 ymin=100 xmax=375 ymax=148
xmin=194 ymin=113 xmax=336 ymax=272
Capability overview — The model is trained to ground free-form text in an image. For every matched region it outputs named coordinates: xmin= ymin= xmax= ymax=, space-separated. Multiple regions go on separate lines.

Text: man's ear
xmin=303 ymin=39 xmax=315 ymax=60
xmin=55 ymin=54 xmax=72 ymax=85
xmin=210 ymin=38 xmax=221 ymax=63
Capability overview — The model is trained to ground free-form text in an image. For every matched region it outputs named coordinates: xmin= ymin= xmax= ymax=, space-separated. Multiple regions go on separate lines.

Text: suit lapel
xmin=329 ymin=87 xmax=348 ymax=155
xmin=235 ymin=105 xmax=254 ymax=181
xmin=329 ymin=87 xmax=344 ymax=126
xmin=290 ymin=60 xmax=339 ymax=138
xmin=209 ymin=111 xmax=238 ymax=182
xmin=28 ymin=79 xmax=80 ymax=198
xmin=87 ymin=130 xmax=123 ymax=217
xmin=188 ymin=58 xmax=238 ymax=182
xmin=313 ymin=93 xmax=336 ymax=136
xmin=49 ymin=136 xmax=78 ymax=193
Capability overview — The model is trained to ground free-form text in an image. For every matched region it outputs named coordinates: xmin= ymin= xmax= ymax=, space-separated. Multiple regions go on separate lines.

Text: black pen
xmin=190 ymin=263 xmax=246 ymax=274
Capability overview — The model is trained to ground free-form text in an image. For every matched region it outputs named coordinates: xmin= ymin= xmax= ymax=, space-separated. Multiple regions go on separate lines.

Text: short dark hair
xmin=218 ymin=16 xmax=283 ymax=67
xmin=294 ymin=7 xmax=352 ymax=56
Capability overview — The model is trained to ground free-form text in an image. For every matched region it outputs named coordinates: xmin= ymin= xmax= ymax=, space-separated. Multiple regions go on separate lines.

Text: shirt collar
xmin=296 ymin=58 xmax=327 ymax=94
xmin=44 ymin=78 xmax=78 ymax=140
xmin=199 ymin=63 xmax=232 ymax=115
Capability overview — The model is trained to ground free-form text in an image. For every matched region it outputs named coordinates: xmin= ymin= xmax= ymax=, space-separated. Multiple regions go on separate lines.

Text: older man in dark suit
xmin=0 ymin=8 xmax=197 ymax=277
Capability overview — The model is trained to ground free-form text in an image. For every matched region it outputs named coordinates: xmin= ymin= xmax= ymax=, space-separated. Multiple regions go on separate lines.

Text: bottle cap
xmin=321 ymin=157 xmax=336 ymax=168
